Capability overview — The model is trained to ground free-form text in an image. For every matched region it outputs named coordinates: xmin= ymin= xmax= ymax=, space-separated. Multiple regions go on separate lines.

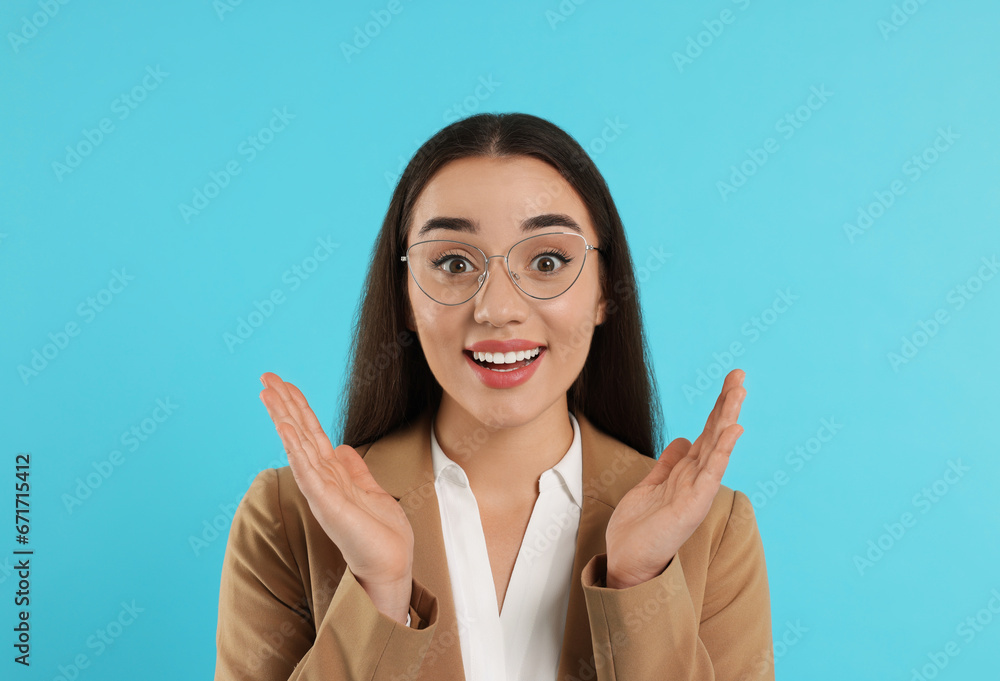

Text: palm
xmin=258 ymin=372 xmax=414 ymax=586
xmin=605 ymin=369 xmax=747 ymax=589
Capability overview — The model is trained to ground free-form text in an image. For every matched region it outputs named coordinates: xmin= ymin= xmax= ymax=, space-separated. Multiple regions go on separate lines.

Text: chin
xmin=447 ymin=392 xmax=534 ymax=430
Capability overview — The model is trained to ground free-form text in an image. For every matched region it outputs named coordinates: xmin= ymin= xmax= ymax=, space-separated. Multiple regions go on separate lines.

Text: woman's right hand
xmin=258 ymin=372 xmax=415 ymax=623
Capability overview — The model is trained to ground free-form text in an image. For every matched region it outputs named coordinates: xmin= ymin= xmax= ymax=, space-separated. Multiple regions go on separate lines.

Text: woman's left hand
xmin=604 ymin=369 xmax=747 ymax=589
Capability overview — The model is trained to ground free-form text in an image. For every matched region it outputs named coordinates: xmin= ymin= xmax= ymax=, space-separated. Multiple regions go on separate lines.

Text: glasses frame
xmin=401 ymin=231 xmax=602 ymax=306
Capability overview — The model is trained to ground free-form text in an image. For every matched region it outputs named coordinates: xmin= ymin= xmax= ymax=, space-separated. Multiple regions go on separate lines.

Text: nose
xmin=472 ymin=255 xmax=529 ymax=326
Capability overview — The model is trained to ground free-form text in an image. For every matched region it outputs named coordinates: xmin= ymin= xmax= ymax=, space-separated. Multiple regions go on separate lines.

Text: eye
xmin=431 ymin=253 xmax=477 ymax=274
xmin=530 ymin=250 xmax=573 ymax=273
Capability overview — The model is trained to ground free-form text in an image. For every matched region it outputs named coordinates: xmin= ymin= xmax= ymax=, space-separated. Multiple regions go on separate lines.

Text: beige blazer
xmin=215 ymin=407 xmax=774 ymax=680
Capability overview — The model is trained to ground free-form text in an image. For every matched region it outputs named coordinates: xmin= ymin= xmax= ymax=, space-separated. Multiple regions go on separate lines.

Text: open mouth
xmin=463 ymin=347 xmax=545 ymax=372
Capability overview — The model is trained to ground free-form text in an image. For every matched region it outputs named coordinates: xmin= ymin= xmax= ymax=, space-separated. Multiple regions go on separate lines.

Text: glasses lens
xmin=406 ymin=240 xmax=486 ymax=305
xmin=509 ymin=233 xmax=588 ymax=299
xmin=406 ymin=233 xmax=588 ymax=304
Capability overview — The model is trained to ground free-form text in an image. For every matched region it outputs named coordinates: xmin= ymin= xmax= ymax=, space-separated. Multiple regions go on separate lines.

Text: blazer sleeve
xmin=214 ymin=468 xmax=441 ymax=681
xmin=580 ymin=489 xmax=774 ymax=680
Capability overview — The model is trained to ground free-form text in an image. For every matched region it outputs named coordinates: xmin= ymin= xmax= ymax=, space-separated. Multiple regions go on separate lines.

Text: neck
xmin=433 ymin=395 xmax=574 ymax=509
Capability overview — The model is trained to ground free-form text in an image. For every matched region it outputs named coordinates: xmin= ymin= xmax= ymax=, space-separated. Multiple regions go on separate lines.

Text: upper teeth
xmin=473 ymin=347 xmax=541 ymax=365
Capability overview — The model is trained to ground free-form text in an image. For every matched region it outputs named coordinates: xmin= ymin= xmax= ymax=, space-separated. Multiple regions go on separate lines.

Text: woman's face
xmin=404 ymin=155 xmax=607 ymax=427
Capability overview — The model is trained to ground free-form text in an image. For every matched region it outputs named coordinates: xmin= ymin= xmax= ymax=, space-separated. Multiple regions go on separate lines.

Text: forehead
xmin=407 ymin=156 xmax=596 ymax=246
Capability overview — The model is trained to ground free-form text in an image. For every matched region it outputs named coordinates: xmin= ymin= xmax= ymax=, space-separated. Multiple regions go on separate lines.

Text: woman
xmin=214 ymin=113 xmax=773 ymax=681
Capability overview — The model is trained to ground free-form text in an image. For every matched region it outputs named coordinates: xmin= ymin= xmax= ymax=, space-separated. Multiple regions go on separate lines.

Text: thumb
xmin=641 ymin=437 xmax=692 ymax=487
xmin=333 ymin=444 xmax=384 ymax=494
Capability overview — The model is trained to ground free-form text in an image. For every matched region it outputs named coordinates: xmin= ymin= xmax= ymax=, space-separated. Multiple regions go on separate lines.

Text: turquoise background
xmin=2 ymin=1 xmax=998 ymax=679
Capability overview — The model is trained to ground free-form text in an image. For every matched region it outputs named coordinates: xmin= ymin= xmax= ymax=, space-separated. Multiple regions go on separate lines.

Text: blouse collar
xmin=429 ymin=411 xmax=584 ymax=509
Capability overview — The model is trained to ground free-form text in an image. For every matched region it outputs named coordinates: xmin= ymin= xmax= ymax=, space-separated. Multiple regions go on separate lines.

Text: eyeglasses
xmin=401 ymin=231 xmax=601 ymax=306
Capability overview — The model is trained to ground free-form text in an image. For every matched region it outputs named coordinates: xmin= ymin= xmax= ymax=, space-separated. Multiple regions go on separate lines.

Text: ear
xmin=404 ymin=302 xmax=415 ymax=332
xmin=404 ymin=295 xmax=418 ymax=334
xmin=595 ymin=296 xmax=607 ymax=327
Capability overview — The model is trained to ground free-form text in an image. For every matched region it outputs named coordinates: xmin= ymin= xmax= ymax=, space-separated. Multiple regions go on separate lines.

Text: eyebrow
xmin=415 ymin=213 xmax=583 ymax=238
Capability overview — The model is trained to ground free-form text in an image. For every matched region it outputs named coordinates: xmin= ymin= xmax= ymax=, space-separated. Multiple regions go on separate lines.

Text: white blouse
xmin=415 ymin=411 xmax=584 ymax=681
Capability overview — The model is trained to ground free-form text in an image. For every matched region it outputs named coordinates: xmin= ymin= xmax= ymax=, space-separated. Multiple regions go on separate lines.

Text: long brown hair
xmin=335 ymin=113 xmax=664 ymax=459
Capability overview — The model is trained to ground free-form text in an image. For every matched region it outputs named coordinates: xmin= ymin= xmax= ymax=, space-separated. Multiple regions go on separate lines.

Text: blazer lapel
xmin=556 ymin=410 xmax=653 ymax=680
xmin=361 ymin=408 xmax=466 ymax=680
xmin=360 ymin=407 xmax=652 ymax=681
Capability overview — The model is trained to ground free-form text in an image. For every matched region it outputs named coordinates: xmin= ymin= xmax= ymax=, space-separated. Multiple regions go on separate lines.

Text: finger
xmin=707 ymin=383 xmax=746 ymax=453
xmin=710 ymin=369 xmax=741 ymax=414
xmin=273 ymin=419 xmax=326 ymax=499
xmin=661 ymin=437 xmax=692 ymax=469
xmin=259 ymin=382 xmax=294 ymax=433
xmin=330 ymin=444 xmax=384 ymax=495
xmin=697 ymin=369 xmax=744 ymax=449
xmin=265 ymin=375 xmax=314 ymax=448
xmin=659 ymin=454 xmax=700 ymax=501
xmin=702 ymin=369 xmax=746 ymax=453
xmin=284 ymin=383 xmax=335 ymax=456
xmin=260 ymin=384 xmax=324 ymax=474
xmin=261 ymin=376 xmax=371 ymax=502
xmin=642 ymin=437 xmax=692 ymax=487
xmin=261 ymin=373 xmax=324 ymax=465
xmin=698 ymin=423 xmax=743 ymax=487
xmin=711 ymin=369 xmax=744 ymax=417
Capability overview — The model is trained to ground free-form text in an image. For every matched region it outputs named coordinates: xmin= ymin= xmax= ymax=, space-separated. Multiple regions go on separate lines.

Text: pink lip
xmin=464 ymin=347 xmax=545 ymax=389
xmin=466 ymin=339 xmax=546 ymax=354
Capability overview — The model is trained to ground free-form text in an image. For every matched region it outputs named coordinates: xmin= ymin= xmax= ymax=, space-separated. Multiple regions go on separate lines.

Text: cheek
xmin=407 ymin=289 xmax=459 ymax=349
xmin=545 ymin=294 xmax=602 ymax=357
xmin=407 ymin=282 xmax=438 ymax=330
